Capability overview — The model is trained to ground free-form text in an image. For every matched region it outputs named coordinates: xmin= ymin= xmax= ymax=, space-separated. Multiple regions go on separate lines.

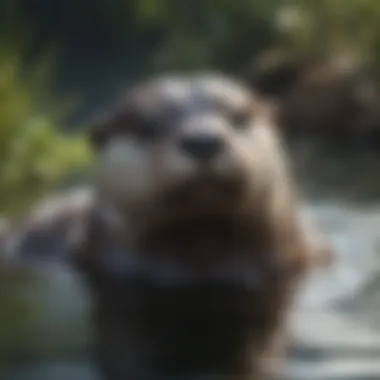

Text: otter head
xmin=90 ymin=73 xmax=284 ymax=230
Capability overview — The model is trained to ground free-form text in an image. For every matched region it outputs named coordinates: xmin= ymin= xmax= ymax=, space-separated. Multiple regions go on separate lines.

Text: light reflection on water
xmin=295 ymin=151 xmax=380 ymax=333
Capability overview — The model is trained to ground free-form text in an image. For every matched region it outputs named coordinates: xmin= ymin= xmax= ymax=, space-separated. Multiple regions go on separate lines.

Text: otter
xmin=1 ymin=73 xmax=331 ymax=380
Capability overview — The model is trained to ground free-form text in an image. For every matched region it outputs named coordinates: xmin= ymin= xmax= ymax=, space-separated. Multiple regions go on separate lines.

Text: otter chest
xmin=95 ymin=273 xmax=282 ymax=377
xmin=87 ymin=218 xmax=289 ymax=375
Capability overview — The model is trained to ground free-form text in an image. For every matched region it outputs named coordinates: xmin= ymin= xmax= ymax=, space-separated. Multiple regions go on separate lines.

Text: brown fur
xmin=1 ymin=74 xmax=331 ymax=380
xmin=78 ymin=74 xmax=330 ymax=380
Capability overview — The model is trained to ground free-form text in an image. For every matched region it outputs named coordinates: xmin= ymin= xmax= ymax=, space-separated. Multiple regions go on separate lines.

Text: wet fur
xmin=80 ymin=74 xmax=328 ymax=380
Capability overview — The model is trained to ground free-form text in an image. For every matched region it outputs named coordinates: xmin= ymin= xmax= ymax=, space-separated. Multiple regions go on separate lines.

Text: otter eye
xmin=124 ymin=112 xmax=162 ymax=142
xmin=230 ymin=109 xmax=251 ymax=129
xmin=135 ymin=119 xmax=160 ymax=141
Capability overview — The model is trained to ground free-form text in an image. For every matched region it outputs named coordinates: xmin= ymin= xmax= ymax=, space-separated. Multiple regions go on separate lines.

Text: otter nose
xmin=180 ymin=134 xmax=225 ymax=160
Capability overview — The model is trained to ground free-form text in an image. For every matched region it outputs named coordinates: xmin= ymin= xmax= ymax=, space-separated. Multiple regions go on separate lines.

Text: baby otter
xmin=1 ymin=73 xmax=331 ymax=380
xmin=79 ymin=73 xmax=330 ymax=380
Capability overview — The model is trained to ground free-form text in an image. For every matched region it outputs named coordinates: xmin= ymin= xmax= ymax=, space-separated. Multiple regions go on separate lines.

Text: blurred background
xmin=1 ymin=0 xmax=380 ymax=379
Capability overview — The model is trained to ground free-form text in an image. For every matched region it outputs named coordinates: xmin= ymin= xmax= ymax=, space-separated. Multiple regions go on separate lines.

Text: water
xmin=294 ymin=150 xmax=380 ymax=317
xmin=2 ymin=150 xmax=380 ymax=379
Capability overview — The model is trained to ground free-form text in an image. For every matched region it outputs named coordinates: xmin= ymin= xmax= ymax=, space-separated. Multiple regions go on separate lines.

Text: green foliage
xmin=133 ymin=0 xmax=380 ymax=76
xmin=136 ymin=0 xmax=281 ymax=72
xmin=0 ymin=17 xmax=91 ymax=217
xmin=0 ymin=4 xmax=91 ymax=360
xmin=274 ymin=0 xmax=380 ymax=73
xmin=18 ymin=0 xmax=380 ymax=87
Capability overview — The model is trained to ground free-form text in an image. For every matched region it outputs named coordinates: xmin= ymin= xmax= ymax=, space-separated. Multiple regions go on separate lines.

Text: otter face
xmin=91 ymin=74 xmax=281 ymax=209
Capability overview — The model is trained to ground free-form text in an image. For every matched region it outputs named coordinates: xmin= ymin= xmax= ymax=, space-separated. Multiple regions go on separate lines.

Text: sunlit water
xmin=295 ymin=150 xmax=380 ymax=319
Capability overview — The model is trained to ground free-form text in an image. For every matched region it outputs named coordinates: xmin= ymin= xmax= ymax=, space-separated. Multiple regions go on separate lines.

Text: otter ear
xmin=240 ymin=53 xmax=304 ymax=101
